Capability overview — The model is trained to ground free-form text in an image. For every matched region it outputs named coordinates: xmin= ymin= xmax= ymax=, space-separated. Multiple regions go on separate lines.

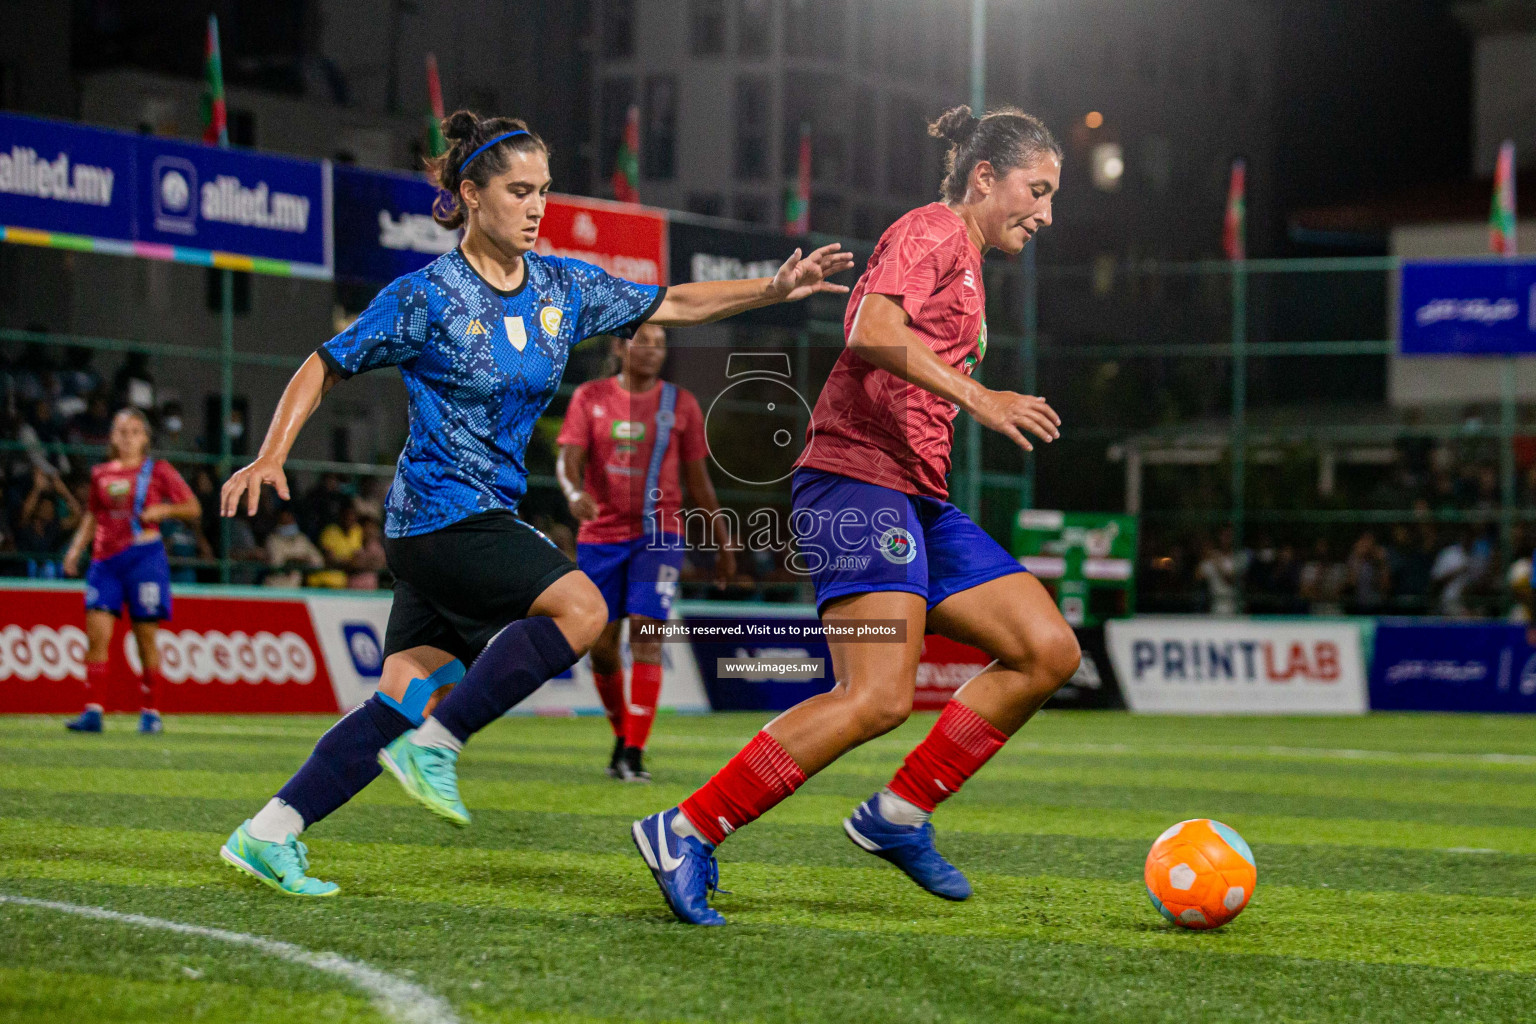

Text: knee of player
xmin=850 ymin=689 xmax=912 ymax=739
xmin=559 ymin=590 xmax=609 ymax=656
xmin=1033 ymin=622 xmax=1081 ymax=684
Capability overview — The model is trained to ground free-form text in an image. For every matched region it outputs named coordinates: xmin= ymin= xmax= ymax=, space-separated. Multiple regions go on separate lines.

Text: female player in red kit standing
xmin=634 ymin=106 xmax=1078 ymax=924
xmin=62 ymin=409 xmax=201 ymax=733
xmin=556 ymin=323 xmax=733 ymax=781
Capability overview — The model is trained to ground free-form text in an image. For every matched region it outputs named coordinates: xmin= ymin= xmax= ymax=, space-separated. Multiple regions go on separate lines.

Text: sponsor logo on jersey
xmin=505 ymin=315 xmax=528 ymax=352
xmin=466 ymin=319 xmax=488 ymax=335
xmin=105 ymin=480 xmax=131 ymax=498
xmin=612 ymin=420 xmax=647 ymax=441
xmin=977 ymin=317 xmax=988 ymax=360
xmin=540 ymin=305 xmax=563 ymax=337
xmin=878 ymin=527 xmax=917 ymax=565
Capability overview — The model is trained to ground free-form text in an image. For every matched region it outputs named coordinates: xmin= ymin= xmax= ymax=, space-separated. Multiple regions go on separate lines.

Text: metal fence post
xmin=218 ymin=269 xmax=234 ymax=584
xmin=1501 ymin=355 xmax=1517 ymax=591
xmin=1231 ymin=260 xmax=1248 ymax=603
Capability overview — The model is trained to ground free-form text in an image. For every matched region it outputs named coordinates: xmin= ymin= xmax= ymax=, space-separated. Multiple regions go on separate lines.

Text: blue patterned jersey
xmin=319 ymin=248 xmax=664 ymax=538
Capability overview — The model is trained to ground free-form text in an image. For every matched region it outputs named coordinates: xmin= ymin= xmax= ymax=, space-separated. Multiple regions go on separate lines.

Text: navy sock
xmin=275 ymin=694 xmax=414 ymax=827
xmin=431 ymin=617 xmax=578 ymax=743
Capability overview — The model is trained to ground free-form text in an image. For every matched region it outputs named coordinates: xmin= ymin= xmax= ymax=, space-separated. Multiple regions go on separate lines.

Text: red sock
xmin=625 ymin=661 xmax=662 ymax=749
xmin=887 ymin=701 xmax=1008 ymax=813
xmin=679 ymin=731 xmax=806 ymax=846
xmin=139 ymin=666 xmax=163 ymax=712
xmin=83 ymin=661 xmax=106 ymax=710
xmin=593 ymin=670 xmax=626 ymax=737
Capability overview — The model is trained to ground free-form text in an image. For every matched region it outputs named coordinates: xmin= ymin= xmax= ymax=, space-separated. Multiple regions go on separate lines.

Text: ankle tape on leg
xmin=375 ymin=659 xmax=466 ymax=725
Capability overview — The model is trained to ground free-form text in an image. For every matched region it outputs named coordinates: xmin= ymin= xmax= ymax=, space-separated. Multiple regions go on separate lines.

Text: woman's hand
xmin=222 ymin=456 xmax=290 ymax=517
xmin=963 ymin=389 xmax=1061 ymax=452
xmin=566 ymin=490 xmax=599 ymax=522
xmin=62 ymin=547 xmax=82 ymax=578
xmin=767 ymin=244 xmax=857 ymax=303
xmin=138 ymin=504 xmax=168 ymax=526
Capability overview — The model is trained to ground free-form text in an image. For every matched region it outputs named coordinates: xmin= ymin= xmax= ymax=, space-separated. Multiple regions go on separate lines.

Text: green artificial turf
xmin=2 ymin=710 xmax=1534 ymax=1023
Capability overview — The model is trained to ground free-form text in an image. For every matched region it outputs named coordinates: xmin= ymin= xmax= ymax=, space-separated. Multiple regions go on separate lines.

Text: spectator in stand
xmin=157 ymin=401 xmax=191 ymax=453
xmin=264 ymin=507 xmax=324 ymax=588
xmin=58 ymin=346 xmax=100 ymax=408
xmin=112 ymin=352 xmax=155 ymax=411
xmin=67 ymin=393 xmax=114 ymax=447
xmin=1431 ymin=529 xmax=1478 ymax=618
xmin=353 ymin=475 xmax=386 ymax=523
xmin=1387 ymin=522 xmax=1436 ymax=614
xmin=15 ymin=468 xmax=81 ymax=576
xmin=23 ymin=397 xmax=70 ymax=478
xmin=1195 ymin=526 xmax=1243 ymax=616
xmin=1345 ymin=530 xmax=1391 ymax=614
xmin=298 ymin=473 xmax=349 ymax=540
xmin=348 ymin=517 xmax=387 ymax=590
xmin=1298 ymin=538 xmax=1347 ymax=615
xmin=314 ymin=504 xmax=363 ymax=588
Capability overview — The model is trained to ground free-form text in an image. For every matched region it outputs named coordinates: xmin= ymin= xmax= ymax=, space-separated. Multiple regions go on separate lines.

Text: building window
xmin=734 ymin=77 xmax=771 ymax=180
xmin=599 ymin=77 xmax=637 ymax=189
xmin=734 ymin=194 xmax=770 ymax=225
xmin=691 ymin=0 xmax=727 ymax=55
xmin=643 ymin=76 xmax=678 ymax=180
xmin=601 ymin=0 xmax=636 ymax=58
xmin=785 ymin=0 xmax=845 ymax=60
xmin=738 ymin=0 xmax=772 ymax=56
xmin=688 ymin=193 xmax=725 ymax=217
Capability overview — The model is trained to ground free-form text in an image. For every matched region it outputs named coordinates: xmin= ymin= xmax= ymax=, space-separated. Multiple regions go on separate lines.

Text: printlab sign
xmin=1400 ymin=260 xmax=1536 ymax=355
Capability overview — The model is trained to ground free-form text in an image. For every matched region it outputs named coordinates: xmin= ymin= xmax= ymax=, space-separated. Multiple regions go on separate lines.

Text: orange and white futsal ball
xmin=1144 ymin=818 xmax=1256 ymax=930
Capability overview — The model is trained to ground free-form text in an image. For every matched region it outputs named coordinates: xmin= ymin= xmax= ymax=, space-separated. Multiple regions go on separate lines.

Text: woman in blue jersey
xmin=216 ymin=110 xmax=853 ymax=896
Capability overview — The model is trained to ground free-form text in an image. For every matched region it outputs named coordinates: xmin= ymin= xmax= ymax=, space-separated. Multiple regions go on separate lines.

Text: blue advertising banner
xmin=332 ymin=165 xmax=455 ymax=283
xmin=0 ymin=112 xmax=137 ymax=248
xmin=1400 ymin=260 xmax=1536 ymax=355
xmin=1370 ymin=621 xmax=1536 ymax=712
xmin=136 ymin=135 xmax=330 ymax=275
xmin=0 ymin=112 xmax=331 ymax=278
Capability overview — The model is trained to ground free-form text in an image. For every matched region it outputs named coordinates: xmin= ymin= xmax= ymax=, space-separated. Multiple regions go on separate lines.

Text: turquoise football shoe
xmin=219 ymin=821 xmax=339 ymax=897
xmin=378 ymin=734 xmax=471 ymax=826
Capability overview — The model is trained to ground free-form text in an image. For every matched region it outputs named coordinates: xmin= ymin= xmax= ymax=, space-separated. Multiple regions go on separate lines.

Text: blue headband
xmin=459 ymin=130 xmax=530 ymax=174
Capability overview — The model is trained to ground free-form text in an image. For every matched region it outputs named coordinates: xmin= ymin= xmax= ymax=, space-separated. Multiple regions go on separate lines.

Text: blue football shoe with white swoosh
xmin=631 ymin=807 xmax=726 ymax=925
xmin=844 ymin=792 xmax=972 ymax=901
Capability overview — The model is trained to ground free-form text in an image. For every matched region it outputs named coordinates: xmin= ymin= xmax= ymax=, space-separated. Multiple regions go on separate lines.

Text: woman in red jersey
xmin=634 ymin=105 xmax=1077 ymax=924
xmin=62 ymin=408 xmax=201 ymax=734
xmin=557 ymin=323 xmax=734 ymax=782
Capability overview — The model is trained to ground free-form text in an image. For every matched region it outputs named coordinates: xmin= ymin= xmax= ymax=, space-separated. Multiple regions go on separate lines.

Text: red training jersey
xmin=557 ymin=376 xmax=708 ymax=544
xmin=88 ymin=458 xmax=195 ymax=562
xmin=796 ymin=202 xmax=987 ymax=499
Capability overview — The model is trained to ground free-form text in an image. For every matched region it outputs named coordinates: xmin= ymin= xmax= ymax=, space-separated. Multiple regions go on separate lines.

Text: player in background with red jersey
xmin=634 ymin=106 xmax=1078 ymax=924
xmin=557 ymin=324 xmax=734 ymax=781
xmin=62 ymin=409 xmax=201 ymax=734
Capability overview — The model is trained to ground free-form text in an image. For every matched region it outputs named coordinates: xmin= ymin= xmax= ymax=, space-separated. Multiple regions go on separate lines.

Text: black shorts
xmin=382 ymin=511 xmax=577 ymax=665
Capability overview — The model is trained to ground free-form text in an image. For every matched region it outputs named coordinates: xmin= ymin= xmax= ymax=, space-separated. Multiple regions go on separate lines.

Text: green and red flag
xmin=425 ymin=53 xmax=447 ymax=158
xmin=1222 ymin=157 xmax=1245 ymax=260
xmin=784 ymin=121 xmax=811 ymax=235
xmin=611 ymin=104 xmax=640 ymax=204
xmin=200 ymin=14 xmax=228 ymax=147
xmin=1491 ymin=139 xmax=1517 ymax=256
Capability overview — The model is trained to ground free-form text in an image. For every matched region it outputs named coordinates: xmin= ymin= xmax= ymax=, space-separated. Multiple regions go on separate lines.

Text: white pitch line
xmin=0 ymin=894 xmax=460 ymax=1024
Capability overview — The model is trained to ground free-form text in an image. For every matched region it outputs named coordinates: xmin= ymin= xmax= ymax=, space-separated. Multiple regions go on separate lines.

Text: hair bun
xmin=929 ymin=105 xmax=981 ymax=145
xmin=443 ymin=110 xmax=480 ymax=143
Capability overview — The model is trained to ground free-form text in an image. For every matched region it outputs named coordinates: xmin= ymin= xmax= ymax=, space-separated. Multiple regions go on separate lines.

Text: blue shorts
xmin=790 ymin=467 xmax=1026 ymax=615
xmin=577 ymin=534 xmax=686 ymax=622
xmin=84 ymin=541 xmax=173 ymax=622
